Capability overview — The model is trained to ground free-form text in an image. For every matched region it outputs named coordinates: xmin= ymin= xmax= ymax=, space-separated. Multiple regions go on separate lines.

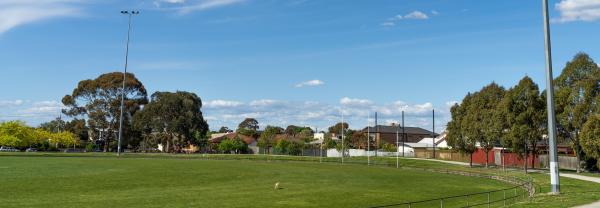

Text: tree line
xmin=0 ymin=121 xmax=78 ymax=150
xmin=446 ymin=53 xmax=600 ymax=172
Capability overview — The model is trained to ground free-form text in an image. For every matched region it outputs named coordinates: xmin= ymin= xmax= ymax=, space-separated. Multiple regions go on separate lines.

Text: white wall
xmin=326 ymin=149 xmax=415 ymax=158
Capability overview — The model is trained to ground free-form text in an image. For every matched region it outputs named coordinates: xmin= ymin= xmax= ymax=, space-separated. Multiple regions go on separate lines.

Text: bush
xmin=85 ymin=143 xmax=95 ymax=152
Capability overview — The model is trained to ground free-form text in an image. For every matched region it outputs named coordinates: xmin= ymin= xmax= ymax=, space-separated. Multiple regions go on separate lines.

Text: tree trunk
xmin=104 ymin=138 xmax=109 ymax=152
xmin=485 ymin=148 xmax=490 ymax=168
xmin=470 ymin=153 xmax=473 ymax=168
xmin=524 ymin=151 xmax=528 ymax=174
xmin=166 ymin=140 xmax=170 ymax=153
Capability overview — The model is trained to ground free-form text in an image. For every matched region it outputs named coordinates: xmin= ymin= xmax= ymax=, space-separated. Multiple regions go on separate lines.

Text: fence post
xmin=466 ymin=195 xmax=469 ymax=207
xmin=440 ymin=198 xmax=443 ymax=208
xmin=408 ymin=203 xmax=411 ymax=208
xmin=487 ymin=192 xmax=491 ymax=208
xmin=503 ymin=190 xmax=506 ymax=207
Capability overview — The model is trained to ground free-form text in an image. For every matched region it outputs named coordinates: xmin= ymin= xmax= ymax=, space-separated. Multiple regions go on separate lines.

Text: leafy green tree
xmin=0 ymin=121 xmax=34 ymax=148
xmin=554 ymin=53 xmax=600 ymax=172
xmin=217 ymin=136 xmax=248 ymax=154
xmin=218 ymin=126 xmax=231 ymax=133
xmin=258 ymin=125 xmax=282 ymax=154
xmin=463 ymin=83 xmax=505 ymax=167
xmin=499 ymin=76 xmax=546 ymax=173
xmin=381 ymin=142 xmax=396 ymax=152
xmin=62 ymin=72 xmax=148 ymax=152
xmin=581 ymin=115 xmax=600 ymax=169
xmin=328 ymin=122 xmax=349 ymax=135
xmin=133 ymin=91 xmax=208 ymax=153
xmin=39 ymin=118 xmax=66 ymax=133
xmin=322 ymin=133 xmax=337 ymax=149
xmin=237 ymin=118 xmax=259 ymax=137
xmin=273 ymin=139 xmax=291 ymax=155
xmin=446 ymin=94 xmax=478 ymax=167
xmin=0 ymin=121 xmax=79 ymax=149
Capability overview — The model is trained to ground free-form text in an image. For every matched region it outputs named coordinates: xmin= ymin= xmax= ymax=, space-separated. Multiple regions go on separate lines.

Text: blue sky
xmin=1 ymin=0 xmax=599 ymax=132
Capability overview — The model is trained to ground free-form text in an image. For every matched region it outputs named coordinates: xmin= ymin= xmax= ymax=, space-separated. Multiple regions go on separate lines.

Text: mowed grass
xmin=0 ymin=155 xmax=513 ymax=208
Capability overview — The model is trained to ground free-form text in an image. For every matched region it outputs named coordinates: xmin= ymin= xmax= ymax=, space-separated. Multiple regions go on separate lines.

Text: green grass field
xmin=0 ymin=154 xmax=514 ymax=208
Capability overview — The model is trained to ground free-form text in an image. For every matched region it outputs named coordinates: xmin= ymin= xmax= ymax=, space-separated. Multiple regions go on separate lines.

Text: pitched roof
xmin=361 ymin=125 xmax=437 ymax=135
xmin=209 ymin=133 xmax=257 ymax=145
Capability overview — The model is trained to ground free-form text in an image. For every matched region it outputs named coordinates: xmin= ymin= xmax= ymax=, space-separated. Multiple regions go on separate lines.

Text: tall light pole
xmin=542 ymin=0 xmax=560 ymax=194
xmin=117 ymin=10 xmax=139 ymax=156
xmin=432 ymin=109 xmax=435 ymax=159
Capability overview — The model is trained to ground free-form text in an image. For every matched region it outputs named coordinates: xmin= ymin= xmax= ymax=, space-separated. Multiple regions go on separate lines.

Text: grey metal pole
xmin=375 ymin=112 xmax=378 ymax=157
xmin=341 ymin=109 xmax=344 ymax=163
xmin=542 ymin=0 xmax=560 ymax=194
xmin=432 ymin=109 xmax=435 ymax=159
xmin=118 ymin=11 xmax=137 ymax=156
xmin=402 ymin=111 xmax=405 ymax=157
xmin=396 ymin=123 xmax=399 ymax=168
xmin=368 ymin=113 xmax=371 ymax=165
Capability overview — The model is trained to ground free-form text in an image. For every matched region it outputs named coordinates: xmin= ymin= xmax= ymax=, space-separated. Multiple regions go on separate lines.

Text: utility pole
xmin=375 ymin=112 xmax=378 ymax=157
xmin=402 ymin=111 xmax=405 ymax=157
xmin=432 ymin=109 xmax=436 ymax=159
xmin=367 ymin=113 xmax=371 ymax=166
xmin=341 ymin=109 xmax=344 ymax=163
xmin=396 ymin=122 xmax=399 ymax=168
xmin=542 ymin=0 xmax=560 ymax=194
xmin=118 ymin=10 xmax=139 ymax=156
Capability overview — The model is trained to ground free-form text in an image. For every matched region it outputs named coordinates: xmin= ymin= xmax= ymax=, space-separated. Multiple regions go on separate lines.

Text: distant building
xmin=209 ymin=133 xmax=259 ymax=154
xmin=310 ymin=132 xmax=325 ymax=145
xmin=361 ymin=124 xmax=438 ymax=147
xmin=417 ymin=131 xmax=448 ymax=148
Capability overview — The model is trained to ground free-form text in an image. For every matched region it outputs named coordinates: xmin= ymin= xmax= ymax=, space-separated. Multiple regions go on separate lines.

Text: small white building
xmin=417 ymin=131 xmax=448 ymax=148
xmin=310 ymin=133 xmax=325 ymax=145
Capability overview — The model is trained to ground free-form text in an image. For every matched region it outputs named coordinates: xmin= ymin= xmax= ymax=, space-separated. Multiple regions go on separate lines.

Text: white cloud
xmin=295 ymin=79 xmax=325 ymax=88
xmin=381 ymin=22 xmax=395 ymax=27
xmin=203 ymin=98 xmax=449 ymax=132
xmin=154 ymin=0 xmax=245 ymax=14
xmin=0 ymin=0 xmax=84 ymax=34
xmin=381 ymin=10 xmax=430 ymax=27
xmin=249 ymin=99 xmax=282 ymax=107
xmin=20 ymin=101 xmax=64 ymax=114
xmin=445 ymin=100 xmax=459 ymax=107
xmin=554 ymin=0 xmax=600 ymax=23
xmin=404 ymin=11 xmax=429 ymax=20
xmin=0 ymin=100 xmax=24 ymax=107
xmin=340 ymin=97 xmax=373 ymax=107
xmin=0 ymin=100 xmax=65 ymax=126
xmin=204 ymin=100 xmax=243 ymax=108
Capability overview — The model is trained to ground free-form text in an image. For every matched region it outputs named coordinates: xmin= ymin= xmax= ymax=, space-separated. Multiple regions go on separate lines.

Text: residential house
xmin=361 ymin=124 xmax=438 ymax=147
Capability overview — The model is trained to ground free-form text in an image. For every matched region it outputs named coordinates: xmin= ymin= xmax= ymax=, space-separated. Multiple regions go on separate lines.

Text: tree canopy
xmin=62 ymin=72 xmax=148 ymax=151
xmin=554 ymin=53 xmax=600 ymax=172
xmin=133 ymin=91 xmax=208 ymax=153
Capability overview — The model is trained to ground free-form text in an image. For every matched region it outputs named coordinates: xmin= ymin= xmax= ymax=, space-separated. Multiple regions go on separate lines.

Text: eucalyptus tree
xmin=258 ymin=125 xmax=283 ymax=154
xmin=581 ymin=114 xmax=600 ymax=170
xmin=446 ymin=93 xmax=477 ymax=167
xmin=500 ymin=76 xmax=546 ymax=173
xmin=554 ymin=53 xmax=600 ymax=172
xmin=464 ymin=83 xmax=505 ymax=167
xmin=62 ymin=72 xmax=148 ymax=151
xmin=237 ymin=118 xmax=259 ymax=137
xmin=133 ymin=91 xmax=208 ymax=153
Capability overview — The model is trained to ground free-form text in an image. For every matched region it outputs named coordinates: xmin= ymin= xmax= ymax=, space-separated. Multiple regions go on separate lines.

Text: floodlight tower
xmin=542 ymin=0 xmax=560 ymax=194
xmin=117 ymin=10 xmax=139 ymax=156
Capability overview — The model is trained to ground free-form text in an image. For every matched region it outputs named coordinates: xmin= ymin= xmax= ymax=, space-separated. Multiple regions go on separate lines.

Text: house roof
xmin=209 ymin=133 xmax=257 ymax=145
xmin=361 ymin=125 xmax=437 ymax=136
